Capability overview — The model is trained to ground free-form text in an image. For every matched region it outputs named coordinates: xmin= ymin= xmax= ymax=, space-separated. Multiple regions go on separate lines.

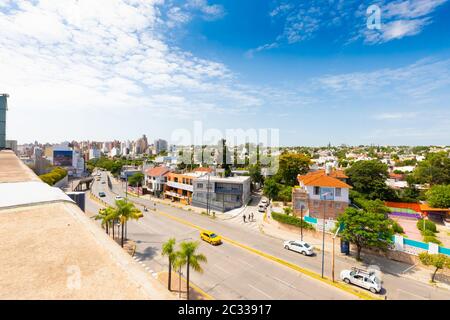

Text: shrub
xmin=417 ymin=219 xmax=437 ymax=233
xmin=421 ymin=230 xmax=436 ymax=237
xmin=283 ymin=207 xmax=293 ymax=215
xmin=39 ymin=167 xmax=68 ymax=186
xmin=271 ymin=212 xmax=314 ymax=230
xmin=423 ymin=236 xmax=442 ymax=245
xmin=392 ymin=221 xmax=404 ymax=234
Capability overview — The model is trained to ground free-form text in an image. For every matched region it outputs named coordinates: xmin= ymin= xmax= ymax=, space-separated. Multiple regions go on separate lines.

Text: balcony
xmin=166 ymin=180 xmax=193 ymax=192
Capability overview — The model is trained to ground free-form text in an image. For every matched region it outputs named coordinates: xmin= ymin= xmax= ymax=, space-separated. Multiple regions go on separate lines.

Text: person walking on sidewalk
xmin=251 ymin=212 xmax=254 ymax=221
xmin=243 ymin=214 xmax=246 ymax=223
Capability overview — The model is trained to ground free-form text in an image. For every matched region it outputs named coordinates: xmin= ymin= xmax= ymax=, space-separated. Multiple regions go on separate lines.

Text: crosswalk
xmin=225 ymin=210 xmax=262 ymax=232
xmin=132 ymin=256 xmax=159 ymax=278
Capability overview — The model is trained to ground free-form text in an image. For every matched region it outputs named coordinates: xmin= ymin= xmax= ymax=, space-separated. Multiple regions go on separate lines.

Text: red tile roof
xmin=298 ymin=170 xmax=351 ymax=189
xmin=145 ymin=166 xmax=170 ymax=177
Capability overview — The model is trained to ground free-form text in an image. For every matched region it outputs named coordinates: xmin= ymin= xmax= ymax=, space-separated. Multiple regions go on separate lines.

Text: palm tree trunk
xmin=121 ymin=222 xmax=124 ymax=247
xmin=186 ymin=259 xmax=190 ymax=300
xmin=178 ymin=267 xmax=182 ymax=298
xmin=432 ymin=267 xmax=439 ymax=282
xmin=168 ymin=259 xmax=172 ymax=291
xmin=125 ymin=221 xmax=128 ymax=240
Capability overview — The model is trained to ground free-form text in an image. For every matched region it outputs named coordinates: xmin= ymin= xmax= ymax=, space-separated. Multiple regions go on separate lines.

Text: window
xmin=335 ymin=188 xmax=342 ymax=197
xmin=197 ymin=183 xmax=203 ymax=188
xmin=313 ymin=186 xmax=320 ymax=195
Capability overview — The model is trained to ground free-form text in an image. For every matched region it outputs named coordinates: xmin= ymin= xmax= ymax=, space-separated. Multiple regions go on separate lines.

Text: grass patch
xmin=271 ymin=212 xmax=314 ymax=230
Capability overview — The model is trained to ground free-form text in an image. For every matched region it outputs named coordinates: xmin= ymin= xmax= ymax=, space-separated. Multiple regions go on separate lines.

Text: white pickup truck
xmin=340 ymin=267 xmax=382 ymax=294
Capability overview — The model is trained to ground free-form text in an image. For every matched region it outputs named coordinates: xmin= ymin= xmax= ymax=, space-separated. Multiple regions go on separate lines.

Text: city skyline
xmin=1 ymin=1 xmax=450 ymax=145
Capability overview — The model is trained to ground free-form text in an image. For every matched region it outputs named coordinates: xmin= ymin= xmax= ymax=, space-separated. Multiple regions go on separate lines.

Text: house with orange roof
xmin=144 ymin=166 xmax=171 ymax=197
xmin=292 ymin=167 xmax=352 ymax=220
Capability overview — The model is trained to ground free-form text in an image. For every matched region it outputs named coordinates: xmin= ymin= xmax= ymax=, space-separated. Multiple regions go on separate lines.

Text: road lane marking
xmin=248 ymin=284 xmax=273 ymax=299
xmin=151 ymin=209 xmax=379 ymax=300
xmin=214 ymin=264 xmax=231 ymax=275
xmin=272 ymin=276 xmax=296 ymax=290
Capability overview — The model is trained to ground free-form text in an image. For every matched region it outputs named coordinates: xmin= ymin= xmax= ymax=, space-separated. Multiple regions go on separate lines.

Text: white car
xmin=115 ymin=195 xmax=124 ymax=201
xmin=283 ymin=240 xmax=314 ymax=256
xmin=340 ymin=268 xmax=382 ymax=294
xmin=261 ymin=199 xmax=268 ymax=204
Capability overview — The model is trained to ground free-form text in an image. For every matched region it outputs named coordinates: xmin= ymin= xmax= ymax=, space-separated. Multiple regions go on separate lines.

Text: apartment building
xmin=192 ymin=176 xmax=251 ymax=212
xmin=292 ymin=167 xmax=351 ymax=220
xmin=163 ymin=172 xmax=206 ymax=205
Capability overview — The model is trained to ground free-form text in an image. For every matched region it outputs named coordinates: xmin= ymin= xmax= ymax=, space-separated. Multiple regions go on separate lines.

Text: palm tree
xmin=115 ymin=199 xmax=142 ymax=247
xmin=94 ymin=208 xmax=111 ymax=235
xmin=161 ymin=238 xmax=177 ymax=291
xmin=179 ymin=241 xmax=207 ymax=300
xmin=173 ymin=251 xmax=187 ymax=298
xmin=104 ymin=207 xmax=119 ymax=240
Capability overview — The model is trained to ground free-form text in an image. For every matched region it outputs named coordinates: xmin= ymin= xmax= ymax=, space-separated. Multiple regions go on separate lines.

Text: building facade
xmin=144 ymin=166 xmax=170 ymax=197
xmin=164 ymin=172 xmax=205 ymax=205
xmin=192 ymin=176 xmax=251 ymax=212
xmin=292 ymin=169 xmax=351 ymax=220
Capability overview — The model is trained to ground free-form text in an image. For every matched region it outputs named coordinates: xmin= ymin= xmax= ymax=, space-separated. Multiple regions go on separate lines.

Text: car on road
xmin=283 ymin=240 xmax=314 ymax=256
xmin=258 ymin=206 xmax=266 ymax=213
xmin=98 ymin=192 xmax=106 ymax=197
xmin=200 ymin=231 xmax=222 ymax=245
xmin=115 ymin=195 xmax=124 ymax=201
xmin=340 ymin=267 xmax=382 ymax=294
xmin=261 ymin=198 xmax=268 ymax=204
xmin=101 ymin=181 xmax=106 ymax=184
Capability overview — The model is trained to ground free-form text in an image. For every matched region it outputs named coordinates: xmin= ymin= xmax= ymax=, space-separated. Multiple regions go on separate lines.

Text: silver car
xmin=340 ymin=268 xmax=382 ymax=294
xmin=283 ymin=240 xmax=314 ymax=256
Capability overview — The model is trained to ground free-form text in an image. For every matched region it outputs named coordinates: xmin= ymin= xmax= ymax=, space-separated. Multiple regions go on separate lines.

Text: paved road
xmin=88 ymin=171 xmax=449 ymax=300
xmin=89 ymin=172 xmax=354 ymax=300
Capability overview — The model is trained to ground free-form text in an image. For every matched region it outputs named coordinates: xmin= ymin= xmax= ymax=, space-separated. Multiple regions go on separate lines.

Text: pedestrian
xmin=243 ymin=214 xmax=246 ymax=223
xmin=251 ymin=212 xmax=254 ymax=221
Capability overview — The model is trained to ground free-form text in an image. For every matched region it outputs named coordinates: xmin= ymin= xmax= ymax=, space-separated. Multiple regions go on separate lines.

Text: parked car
xmin=340 ymin=267 xmax=382 ymax=294
xmin=200 ymin=231 xmax=222 ymax=245
xmin=101 ymin=181 xmax=106 ymax=184
xmin=98 ymin=192 xmax=106 ymax=197
xmin=261 ymin=198 xmax=268 ymax=204
xmin=258 ymin=206 xmax=266 ymax=213
xmin=115 ymin=195 xmax=124 ymax=201
xmin=283 ymin=240 xmax=314 ymax=256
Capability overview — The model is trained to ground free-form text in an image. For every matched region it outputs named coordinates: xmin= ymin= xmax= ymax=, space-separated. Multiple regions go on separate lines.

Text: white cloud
xmin=374 ymin=112 xmax=419 ymax=120
xmin=363 ymin=0 xmax=448 ymax=44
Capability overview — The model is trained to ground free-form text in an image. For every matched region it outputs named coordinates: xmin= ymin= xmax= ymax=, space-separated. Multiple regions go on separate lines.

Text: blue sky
xmin=1 ymin=0 xmax=450 ymax=146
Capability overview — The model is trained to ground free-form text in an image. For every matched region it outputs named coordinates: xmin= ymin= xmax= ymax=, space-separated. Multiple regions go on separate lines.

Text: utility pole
xmin=332 ymin=225 xmax=341 ymax=282
xmin=321 ymin=192 xmax=331 ymax=279
xmin=206 ymin=173 xmax=211 ymax=215
xmin=300 ymin=205 xmax=305 ymax=241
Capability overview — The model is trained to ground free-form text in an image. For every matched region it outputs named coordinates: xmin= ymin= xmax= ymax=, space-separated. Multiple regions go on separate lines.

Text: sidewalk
xmin=261 ymin=216 xmax=450 ymax=291
xmin=157 ymin=271 xmax=212 ymax=300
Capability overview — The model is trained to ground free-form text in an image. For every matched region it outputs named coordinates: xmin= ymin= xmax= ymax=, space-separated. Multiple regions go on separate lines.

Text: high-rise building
xmin=154 ymin=139 xmax=168 ymax=154
xmin=0 ymin=94 xmax=8 ymax=149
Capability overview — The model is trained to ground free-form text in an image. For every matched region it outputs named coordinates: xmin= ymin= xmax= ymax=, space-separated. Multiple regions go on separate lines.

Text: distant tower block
xmin=0 ymin=94 xmax=9 ymax=149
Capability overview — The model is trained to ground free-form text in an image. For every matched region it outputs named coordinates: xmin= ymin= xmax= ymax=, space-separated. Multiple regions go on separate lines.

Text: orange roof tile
xmin=145 ymin=166 xmax=170 ymax=177
xmin=298 ymin=171 xmax=352 ymax=189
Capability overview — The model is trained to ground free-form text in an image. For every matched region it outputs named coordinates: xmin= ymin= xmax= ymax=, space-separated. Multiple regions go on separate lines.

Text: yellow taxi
xmin=200 ymin=230 xmax=222 ymax=245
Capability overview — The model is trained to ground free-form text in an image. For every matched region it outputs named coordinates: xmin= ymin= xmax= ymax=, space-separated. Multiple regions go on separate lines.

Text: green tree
xmin=94 ymin=208 xmax=113 ymax=235
xmin=410 ymin=152 xmax=450 ymax=185
xmin=173 ymin=251 xmax=187 ymax=298
xmin=263 ymin=178 xmax=281 ymax=202
xmin=248 ymin=163 xmax=264 ymax=185
xmin=426 ymin=185 xmax=450 ymax=208
xmin=178 ymin=241 xmax=207 ymax=300
xmin=161 ymin=238 xmax=177 ymax=291
xmin=419 ymin=253 xmax=450 ymax=282
xmin=337 ymin=207 xmax=394 ymax=261
xmin=277 ymin=153 xmax=311 ymax=186
xmin=345 ymin=160 xmax=397 ymax=200
xmin=128 ymin=172 xmax=145 ymax=187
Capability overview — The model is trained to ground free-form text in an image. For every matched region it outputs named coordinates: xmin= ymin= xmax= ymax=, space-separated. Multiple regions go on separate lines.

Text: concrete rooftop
xmin=0 ymin=150 xmax=172 ymax=300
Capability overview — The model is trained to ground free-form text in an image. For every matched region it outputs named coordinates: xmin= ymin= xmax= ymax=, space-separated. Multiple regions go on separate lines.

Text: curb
xmin=151 ymin=209 xmax=379 ymax=300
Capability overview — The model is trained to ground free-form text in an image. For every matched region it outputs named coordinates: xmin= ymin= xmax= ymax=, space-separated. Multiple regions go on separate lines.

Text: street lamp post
xmin=321 ymin=192 xmax=332 ymax=279
xmin=300 ymin=205 xmax=305 ymax=242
